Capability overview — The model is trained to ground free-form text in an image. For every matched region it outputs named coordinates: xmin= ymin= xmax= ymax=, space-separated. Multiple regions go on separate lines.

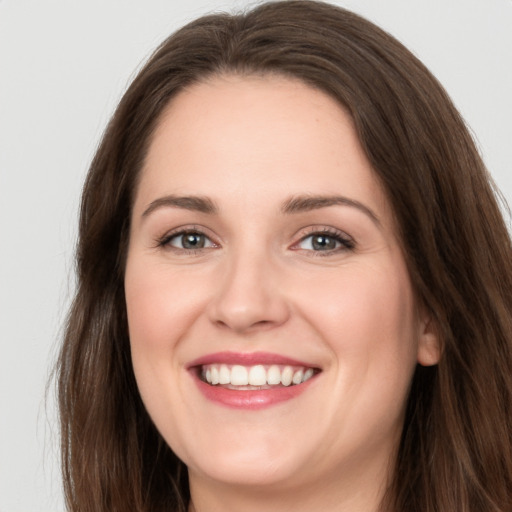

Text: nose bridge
xmin=208 ymin=240 xmax=289 ymax=332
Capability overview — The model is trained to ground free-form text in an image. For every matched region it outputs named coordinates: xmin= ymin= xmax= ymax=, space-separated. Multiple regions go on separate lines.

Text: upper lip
xmin=187 ymin=351 xmax=320 ymax=369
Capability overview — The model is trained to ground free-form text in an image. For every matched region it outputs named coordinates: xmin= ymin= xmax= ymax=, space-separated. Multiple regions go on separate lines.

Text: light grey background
xmin=1 ymin=1 xmax=511 ymax=511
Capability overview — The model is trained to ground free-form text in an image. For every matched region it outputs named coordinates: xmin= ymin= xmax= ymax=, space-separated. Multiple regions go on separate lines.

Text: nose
xmin=207 ymin=249 xmax=290 ymax=333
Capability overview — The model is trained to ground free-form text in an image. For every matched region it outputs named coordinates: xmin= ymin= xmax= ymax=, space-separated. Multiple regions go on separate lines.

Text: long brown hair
xmin=57 ymin=1 xmax=512 ymax=510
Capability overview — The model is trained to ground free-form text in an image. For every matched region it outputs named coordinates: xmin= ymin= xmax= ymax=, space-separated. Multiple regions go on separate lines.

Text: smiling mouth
xmin=199 ymin=364 xmax=319 ymax=389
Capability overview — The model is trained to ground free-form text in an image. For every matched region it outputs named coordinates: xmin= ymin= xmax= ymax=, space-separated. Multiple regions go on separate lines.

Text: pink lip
xmin=187 ymin=351 xmax=320 ymax=410
xmin=187 ymin=351 xmax=315 ymax=368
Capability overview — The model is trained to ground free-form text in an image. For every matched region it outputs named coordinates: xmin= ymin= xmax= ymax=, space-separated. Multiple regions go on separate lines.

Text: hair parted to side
xmin=57 ymin=1 xmax=512 ymax=511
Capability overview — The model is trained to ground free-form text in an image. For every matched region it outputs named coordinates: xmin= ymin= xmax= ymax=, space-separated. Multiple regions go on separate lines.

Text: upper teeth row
xmin=202 ymin=364 xmax=315 ymax=387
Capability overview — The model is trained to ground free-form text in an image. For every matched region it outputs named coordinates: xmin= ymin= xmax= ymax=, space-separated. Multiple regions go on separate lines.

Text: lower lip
xmin=192 ymin=373 xmax=316 ymax=410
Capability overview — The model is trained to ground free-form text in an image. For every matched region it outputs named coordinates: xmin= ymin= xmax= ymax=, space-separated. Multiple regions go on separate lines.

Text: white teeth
xmin=202 ymin=363 xmax=317 ymax=387
xmin=230 ymin=365 xmax=249 ymax=386
xmin=248 ymin=365 xmax=267 ymax=386
xmin=210 ymin=366 xmax=220 ymax=385
xmin=281 ymin=366 xmax=294 ymax=386
xmin=267 ymin=365 xmax=281 ymax=385
xmin=292 ymin=369 xmax=304 ymax=385
xmin=219 ymin=364 xmax=230 ymax=385
xmin=303 ymin=368 xmax=314 ymax=382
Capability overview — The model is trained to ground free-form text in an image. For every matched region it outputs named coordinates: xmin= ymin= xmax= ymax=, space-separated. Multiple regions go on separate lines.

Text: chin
xmin=188 ymin=453 xmax=303 ymax=488
xmin=175 ymin=429 xmax=311 ymax=488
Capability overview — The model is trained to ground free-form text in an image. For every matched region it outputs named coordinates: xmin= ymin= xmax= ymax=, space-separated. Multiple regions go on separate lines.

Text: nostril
xmin=214 ymin=318 xmax=273 ymax=332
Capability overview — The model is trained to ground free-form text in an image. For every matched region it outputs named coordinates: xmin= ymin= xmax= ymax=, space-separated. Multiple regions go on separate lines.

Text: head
xmin=59 ymin=1 xmax=512 ymax=511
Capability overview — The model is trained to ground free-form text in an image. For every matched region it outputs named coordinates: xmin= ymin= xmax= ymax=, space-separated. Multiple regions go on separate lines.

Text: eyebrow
xmin=142 ymin=195 xmax=218 ymax=217
xmin=281 ymin=195 xmax=381 ymax=226
xmin=141 ymin=193 xmax=380 ymax=226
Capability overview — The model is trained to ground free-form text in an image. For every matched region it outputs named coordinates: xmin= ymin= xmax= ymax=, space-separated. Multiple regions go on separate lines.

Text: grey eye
xmin=299 ymin=234 xmax=341 ymax=251
xmin=170 ymin=232 xmax=212 ymax=249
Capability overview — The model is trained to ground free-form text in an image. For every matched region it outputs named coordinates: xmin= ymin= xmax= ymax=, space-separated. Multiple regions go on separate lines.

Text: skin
xmin=124 ymin=75 xmax=439 ymax=512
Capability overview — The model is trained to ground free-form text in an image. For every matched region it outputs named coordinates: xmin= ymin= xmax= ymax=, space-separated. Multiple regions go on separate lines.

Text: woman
xmin=57 ymin=1 xmax=512 ymax=511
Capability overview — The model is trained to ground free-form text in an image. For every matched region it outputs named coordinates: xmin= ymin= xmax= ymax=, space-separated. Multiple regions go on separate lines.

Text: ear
xmin=417 ymin=311 xmax=441 ymax=366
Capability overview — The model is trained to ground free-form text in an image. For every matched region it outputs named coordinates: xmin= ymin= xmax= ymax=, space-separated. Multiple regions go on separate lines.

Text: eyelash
xmin=156 ymin=226 xmax=217 ymax=255
xmin=293 ymin=227 xmax=355 ymax=256
xmin=155 ymin=226 xmax=355 ymax=256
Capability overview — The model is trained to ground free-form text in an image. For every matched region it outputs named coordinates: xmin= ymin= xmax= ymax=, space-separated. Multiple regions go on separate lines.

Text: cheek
xmin=124 ymin=258 xmax=207 ymax=442
xmin=299 ymin=260 xmax=419 ymax=371
xmin=124 ymin=259 xmax=200 ymax=417
xmin=297 ymin=261 xmax=419 ymax=445
xmin=124 ymin=262 xmax=171 ymax=403
xmin=125 ymin=259 xmax=209 ymax=355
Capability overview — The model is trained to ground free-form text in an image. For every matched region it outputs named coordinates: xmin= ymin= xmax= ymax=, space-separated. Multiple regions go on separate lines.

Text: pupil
xmin=312 ymin=235 xmax=335 ymax=250
xmin=182 ymin=233 xmax=205 ymax=249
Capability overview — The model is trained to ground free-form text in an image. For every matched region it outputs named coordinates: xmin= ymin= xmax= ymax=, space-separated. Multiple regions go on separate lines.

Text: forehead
xmin=135 ymin=74 xmax=391 ymax=223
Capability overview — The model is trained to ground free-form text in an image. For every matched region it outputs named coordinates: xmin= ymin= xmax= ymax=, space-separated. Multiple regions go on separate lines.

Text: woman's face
xmin=125 ymin=75 xmax=438 ymax=496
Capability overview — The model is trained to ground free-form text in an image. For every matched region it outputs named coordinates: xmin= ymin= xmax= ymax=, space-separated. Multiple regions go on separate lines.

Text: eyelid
xmin=290 ymin=226 xmax=355 ymax=254
xmin=153 ymin=224 xmax=354 ymax=255
xmin=155 ymin=225 xmax=220 ymax=251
